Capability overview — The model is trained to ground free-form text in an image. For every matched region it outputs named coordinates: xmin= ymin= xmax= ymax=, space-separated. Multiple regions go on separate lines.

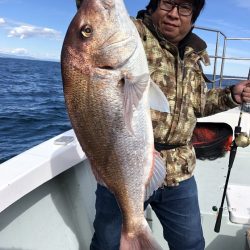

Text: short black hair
xmin=146 ymin=0 xmax=205 ymax=23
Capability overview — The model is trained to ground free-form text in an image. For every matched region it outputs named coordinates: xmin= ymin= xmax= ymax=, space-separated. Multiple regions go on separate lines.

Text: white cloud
xmin=0 ymin=17 xmax=62 ymax=40
xmin=0 ymin=47 xmax=28 ymax=55
xmin=11 ymin=48 xmax=28 ymax=55
xmin=0 ymin=17 xmax=5 ymax=25
xmin=7 ymin=24 xmax=61 ymax=40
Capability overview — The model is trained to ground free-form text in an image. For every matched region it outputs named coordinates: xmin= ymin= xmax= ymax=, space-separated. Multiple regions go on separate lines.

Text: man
xmin=75 ymin=0 xmax=250 ymax=249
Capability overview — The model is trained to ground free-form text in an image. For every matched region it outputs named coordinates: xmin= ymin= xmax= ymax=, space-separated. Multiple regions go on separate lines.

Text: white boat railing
xmin=194 ymin=26 xmax=250 ymax=88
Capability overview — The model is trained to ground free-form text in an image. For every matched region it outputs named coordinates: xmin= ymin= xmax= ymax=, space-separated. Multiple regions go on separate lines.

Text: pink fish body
xmin=61 ymin=0 xmax=169 ymax=249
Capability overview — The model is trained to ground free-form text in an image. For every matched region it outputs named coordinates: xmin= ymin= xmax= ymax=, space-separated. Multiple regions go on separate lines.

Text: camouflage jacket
xmin=74 ymin=1 xmax=238 ymax=186
xmin=133 ymin=17 xmax=238 ymax=186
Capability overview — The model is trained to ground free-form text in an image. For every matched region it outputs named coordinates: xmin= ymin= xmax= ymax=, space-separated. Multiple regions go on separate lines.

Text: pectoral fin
xmin=123 ymin=74 xmax=149 ymax=133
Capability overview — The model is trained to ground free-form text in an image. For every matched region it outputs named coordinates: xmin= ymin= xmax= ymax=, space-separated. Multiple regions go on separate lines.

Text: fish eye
xmin=81 ymin=25 xmax=93 ymax=38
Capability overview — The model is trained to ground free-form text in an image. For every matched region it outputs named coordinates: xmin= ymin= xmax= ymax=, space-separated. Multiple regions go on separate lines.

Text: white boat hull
xmin=0 ymin=108 xmax=250 ymax=250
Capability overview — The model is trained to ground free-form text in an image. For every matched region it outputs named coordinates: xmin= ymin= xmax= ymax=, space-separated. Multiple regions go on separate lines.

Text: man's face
xmin=151 ymin=0 xmax=194 ymax=46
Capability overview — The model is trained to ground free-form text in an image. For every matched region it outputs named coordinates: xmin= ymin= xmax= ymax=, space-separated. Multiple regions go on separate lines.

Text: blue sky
xmin=0 ymin=0 xmax=250 ymax=76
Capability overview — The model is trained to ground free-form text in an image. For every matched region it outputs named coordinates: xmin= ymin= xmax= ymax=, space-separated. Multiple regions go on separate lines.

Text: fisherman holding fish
xmin=63 ymin=0 xmax=250 ymax=250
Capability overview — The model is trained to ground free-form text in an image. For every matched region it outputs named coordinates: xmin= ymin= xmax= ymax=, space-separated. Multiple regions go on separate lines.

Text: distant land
xmin=0 ymin=52 xmax=246 ymax=78
xmin=0 ymin=52 xmax=59 ymax=62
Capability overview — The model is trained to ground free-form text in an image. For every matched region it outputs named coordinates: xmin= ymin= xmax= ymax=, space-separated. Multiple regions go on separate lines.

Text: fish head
xmin=61 ymin=0 xmax=138 ymax=72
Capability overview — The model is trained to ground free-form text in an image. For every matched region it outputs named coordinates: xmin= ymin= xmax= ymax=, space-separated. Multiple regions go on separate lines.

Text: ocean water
xmin=0 ymin=57 xmax=71 ymax=163
xmin=0 ymin=57 xmax=237 ymax=164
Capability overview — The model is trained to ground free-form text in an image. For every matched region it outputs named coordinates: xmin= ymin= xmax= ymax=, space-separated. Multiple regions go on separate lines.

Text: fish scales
xmin=64 ymin=59 xmax=148 ymax=200
xmin=61 ymin=0 xmax=167 ymax=249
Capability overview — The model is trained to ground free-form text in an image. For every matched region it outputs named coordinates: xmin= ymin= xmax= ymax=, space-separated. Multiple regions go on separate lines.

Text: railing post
xmin=213 ymin=31 xmax=220 ymax=88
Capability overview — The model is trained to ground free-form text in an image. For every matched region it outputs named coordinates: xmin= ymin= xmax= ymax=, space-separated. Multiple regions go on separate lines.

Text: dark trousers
xmin=90 ymin=176 xmax=205 ymax=250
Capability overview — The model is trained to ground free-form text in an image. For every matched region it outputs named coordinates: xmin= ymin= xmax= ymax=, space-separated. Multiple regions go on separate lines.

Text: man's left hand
xmin=231 ymin=80 xmax=250 ymax=104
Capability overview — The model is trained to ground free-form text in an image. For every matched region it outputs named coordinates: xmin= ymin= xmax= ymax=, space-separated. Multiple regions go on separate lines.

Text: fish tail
xmin=120 ymin=222 xmax=162 ymax=250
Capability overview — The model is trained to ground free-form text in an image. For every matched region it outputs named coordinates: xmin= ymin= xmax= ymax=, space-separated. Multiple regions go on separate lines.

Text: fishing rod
xmin=214 ymin=68 xmax=250 ymax=233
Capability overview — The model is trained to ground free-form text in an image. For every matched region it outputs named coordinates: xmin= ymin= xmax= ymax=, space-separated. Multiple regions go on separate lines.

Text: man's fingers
xmin=242 ymin=86 xmax=250 ymax=102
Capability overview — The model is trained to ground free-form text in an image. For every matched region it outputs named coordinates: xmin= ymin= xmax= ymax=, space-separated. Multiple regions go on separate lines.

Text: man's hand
xmin=231 ymin=80 xmax=250 ymax=104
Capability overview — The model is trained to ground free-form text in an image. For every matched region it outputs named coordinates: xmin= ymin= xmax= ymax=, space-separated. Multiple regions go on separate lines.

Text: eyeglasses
xmin=159 ymin=0 xmax=193 ymax=16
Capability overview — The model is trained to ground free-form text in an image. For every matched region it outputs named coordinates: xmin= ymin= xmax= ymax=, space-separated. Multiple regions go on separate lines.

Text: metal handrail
xmin=194 ymin=26 xmax=250 ymax=88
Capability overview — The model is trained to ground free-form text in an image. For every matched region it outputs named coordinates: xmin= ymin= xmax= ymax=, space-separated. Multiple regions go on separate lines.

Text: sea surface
xmin=0 ymin=57 xmax=239 ymax=163
xmin=0 ymin=57 xmax=71 ymax=163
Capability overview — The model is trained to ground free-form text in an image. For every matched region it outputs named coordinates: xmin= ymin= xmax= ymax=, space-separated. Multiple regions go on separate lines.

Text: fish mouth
xmin=98 ymin=65 xmax=115 ymax=70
